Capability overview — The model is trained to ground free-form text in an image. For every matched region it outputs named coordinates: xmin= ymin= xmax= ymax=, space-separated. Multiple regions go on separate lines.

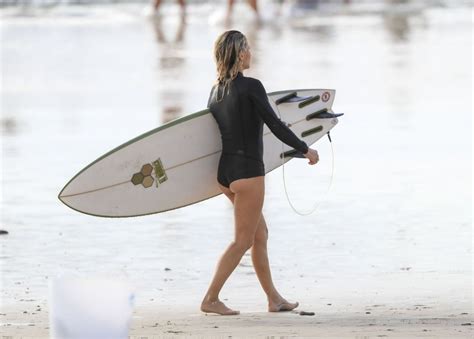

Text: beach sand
xmin=1 ymin=299 xmax=472 ymax=337
xmin=2 ymin=265 xmax=472 ymax=337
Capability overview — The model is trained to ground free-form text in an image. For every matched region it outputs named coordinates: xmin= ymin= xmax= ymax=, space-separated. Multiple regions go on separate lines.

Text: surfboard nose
xmin=57 ymin=184 xmax=76 ymax=212
xmin=58 ymin=186 xmax=67 ymax=202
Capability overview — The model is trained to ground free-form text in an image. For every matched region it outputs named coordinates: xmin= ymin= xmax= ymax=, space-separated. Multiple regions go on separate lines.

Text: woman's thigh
xmin=229 ymin=176 xmax=265 ymax=243
xmin=219 ymin=181 xmax=267 ymax=242
xmin=218 ymin=182 xmax=235 ymax=204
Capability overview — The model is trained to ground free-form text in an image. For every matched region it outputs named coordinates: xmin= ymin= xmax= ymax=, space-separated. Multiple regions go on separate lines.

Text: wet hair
xmin=213 ymin=30 xmax=250 ymax=101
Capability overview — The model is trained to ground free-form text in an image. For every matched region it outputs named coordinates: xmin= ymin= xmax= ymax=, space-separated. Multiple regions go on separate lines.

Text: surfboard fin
xmin=275 ymin=92 xmax=313 ymax=105
xmin=280 ymin=149 xmax=306 ymax=159
xmin=315 ymin=112 xmax=344 ymax=119
xmin=276 ymin=92 xmax=297 ymax=105
xmin=306 ymin=108 xmax=344 ymax=120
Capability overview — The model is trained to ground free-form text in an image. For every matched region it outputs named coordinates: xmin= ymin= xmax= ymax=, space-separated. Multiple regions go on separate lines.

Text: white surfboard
xmin=58 ymin=89 xmax=343 ymax=217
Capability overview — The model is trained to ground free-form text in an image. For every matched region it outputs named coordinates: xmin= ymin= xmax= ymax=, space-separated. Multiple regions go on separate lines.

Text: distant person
xmin=226 ymin=0 xmax=260 ymax=22
xmin=153 ymin=0 xmax=186 ymax=16
xmin=201 ymin=30 xmax=319 ymax=315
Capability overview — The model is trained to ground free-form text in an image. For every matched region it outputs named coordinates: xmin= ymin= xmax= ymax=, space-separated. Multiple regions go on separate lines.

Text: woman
xmin=202 ymin=30 xmax=319 ymax=316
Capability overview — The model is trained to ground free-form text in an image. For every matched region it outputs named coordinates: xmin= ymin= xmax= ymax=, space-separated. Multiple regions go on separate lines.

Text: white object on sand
xmin=49 ymin=275 xmax=135 ymax=339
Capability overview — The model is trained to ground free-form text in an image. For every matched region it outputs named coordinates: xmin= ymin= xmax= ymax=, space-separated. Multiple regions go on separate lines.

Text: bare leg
xmin=201 ymin=177 xmax=265 ymax=315
xmin=247 ymin=0 xmax=258 ymax=14
xmin=212 ymin=181 xmax=299 ymax=313
xmin=154 ymin=0 xmax=185 ymax=14
xmin=226 ymin=0 xmax=235 ymax=23
xmin=177 ymin=0 xmax=186 ymax=16
xmin=251 ymin=215 xmax=299 ymax=312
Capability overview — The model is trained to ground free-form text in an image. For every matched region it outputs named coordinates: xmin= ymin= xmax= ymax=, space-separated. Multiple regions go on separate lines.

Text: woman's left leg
xmin=247 ymin=0 xmax=259 ymax=14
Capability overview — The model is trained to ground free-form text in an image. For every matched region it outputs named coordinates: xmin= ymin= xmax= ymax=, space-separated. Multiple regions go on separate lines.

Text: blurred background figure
xmin=226 ymin=0 xmax=260 ymax=23
xmin=153 ymin=0 xmax=186 ymax=17
xmin=150 ymin=12 xmax=187 ymax=124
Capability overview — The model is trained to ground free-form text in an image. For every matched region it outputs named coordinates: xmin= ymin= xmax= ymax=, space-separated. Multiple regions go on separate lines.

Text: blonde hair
xmin=213 ymin=30 xmax=250 ymax=101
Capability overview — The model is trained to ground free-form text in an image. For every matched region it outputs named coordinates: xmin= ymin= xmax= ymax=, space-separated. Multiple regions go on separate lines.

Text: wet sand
xmin=2 ymin=261 xmax=472 ymax=337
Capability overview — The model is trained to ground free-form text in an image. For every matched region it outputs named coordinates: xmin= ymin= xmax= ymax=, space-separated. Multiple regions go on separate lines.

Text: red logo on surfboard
xmin=322 ymin=92 xmax=330 ymax=102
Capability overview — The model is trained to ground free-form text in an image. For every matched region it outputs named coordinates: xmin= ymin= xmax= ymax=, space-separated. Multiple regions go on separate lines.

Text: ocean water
xmin=1 ymin=0 xmax=472 ymax=316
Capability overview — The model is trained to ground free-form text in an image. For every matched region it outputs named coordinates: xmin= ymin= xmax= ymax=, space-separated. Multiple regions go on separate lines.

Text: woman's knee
xmin=254 ymin=227 xmax=268 ymax=245
xmin=253 ymin=214 xmax=268 ymax=244
xmin=232 ymin=238 xmax=254 ymax=253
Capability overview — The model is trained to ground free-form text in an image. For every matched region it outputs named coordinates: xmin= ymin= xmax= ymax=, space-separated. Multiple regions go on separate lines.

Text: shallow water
xmin=1 ymin=0 xmax=472 ymax=317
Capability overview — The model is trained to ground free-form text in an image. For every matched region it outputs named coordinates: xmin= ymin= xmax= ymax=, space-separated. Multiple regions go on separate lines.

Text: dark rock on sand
xmin=299 ymin=311 xmax=315 ymax=316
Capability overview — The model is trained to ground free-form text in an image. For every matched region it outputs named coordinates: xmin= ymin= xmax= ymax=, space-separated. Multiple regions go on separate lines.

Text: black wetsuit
xmin=207 ymin=71 xmax=309 ymax=188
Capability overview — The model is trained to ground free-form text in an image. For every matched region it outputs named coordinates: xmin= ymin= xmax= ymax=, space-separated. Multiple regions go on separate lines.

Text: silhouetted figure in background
xmin=150 ymin=12 xmax=187 ymax=123
xmin=154 ymin=0 xmax=186 ymax=16
xmin=226 ymin=0 xmax=260 ymax=23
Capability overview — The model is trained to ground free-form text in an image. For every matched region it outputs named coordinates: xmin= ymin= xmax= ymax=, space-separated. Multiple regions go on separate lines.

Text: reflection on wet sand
xmin=151 ymin=14 xmax=187 ymax=124
xmin=152 ymin=0 xmax=186 ymax=17
xmin=382 ymin=0 xmax=426 ymax=42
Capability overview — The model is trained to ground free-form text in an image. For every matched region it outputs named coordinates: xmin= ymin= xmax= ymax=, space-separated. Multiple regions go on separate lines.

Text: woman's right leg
xmin=247 ymin=0 xmax=259 ymax=14
xmin=201 ymin=176 xmax=265 ymax=315
xmin=251 ymin=215 xmax=299 ymax=312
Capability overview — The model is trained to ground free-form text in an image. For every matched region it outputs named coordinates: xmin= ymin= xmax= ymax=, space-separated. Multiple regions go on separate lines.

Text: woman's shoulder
xmin=238 ymin=74 xmax=265 ymax=91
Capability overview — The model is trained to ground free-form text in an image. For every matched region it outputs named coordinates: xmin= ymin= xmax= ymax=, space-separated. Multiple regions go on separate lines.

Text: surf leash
xmin=271 ymin=98 xmax=336 ymax=216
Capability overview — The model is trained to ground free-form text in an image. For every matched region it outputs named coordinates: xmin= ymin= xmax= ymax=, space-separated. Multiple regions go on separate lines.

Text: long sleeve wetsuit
xmin=207 ymin=72 xmax=309 ymax=163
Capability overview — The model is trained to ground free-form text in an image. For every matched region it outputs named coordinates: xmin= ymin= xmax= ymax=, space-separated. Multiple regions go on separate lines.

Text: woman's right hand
xmin=303 ymin=148 xmax=319 ymax=165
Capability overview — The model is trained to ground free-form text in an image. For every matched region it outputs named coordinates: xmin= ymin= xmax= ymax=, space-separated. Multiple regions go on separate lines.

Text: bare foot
xmin=268 ymin=298 xmax=299 ymax=312
xmin=201 ymin=300 xmax=240 ymax=316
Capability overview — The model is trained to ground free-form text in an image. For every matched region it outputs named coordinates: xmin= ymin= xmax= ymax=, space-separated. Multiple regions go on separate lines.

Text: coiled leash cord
xmin=272 ymin=98 xmax=336 ymax=216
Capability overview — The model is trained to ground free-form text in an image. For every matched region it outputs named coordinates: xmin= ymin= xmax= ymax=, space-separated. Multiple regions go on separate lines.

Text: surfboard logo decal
xmin=131 ymin=158 xmax=167 ymax=189
xmin=322 ymin=92 xmax=330 ymax=102
xmin=153 ymin=158 xmax=168 ymax=185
